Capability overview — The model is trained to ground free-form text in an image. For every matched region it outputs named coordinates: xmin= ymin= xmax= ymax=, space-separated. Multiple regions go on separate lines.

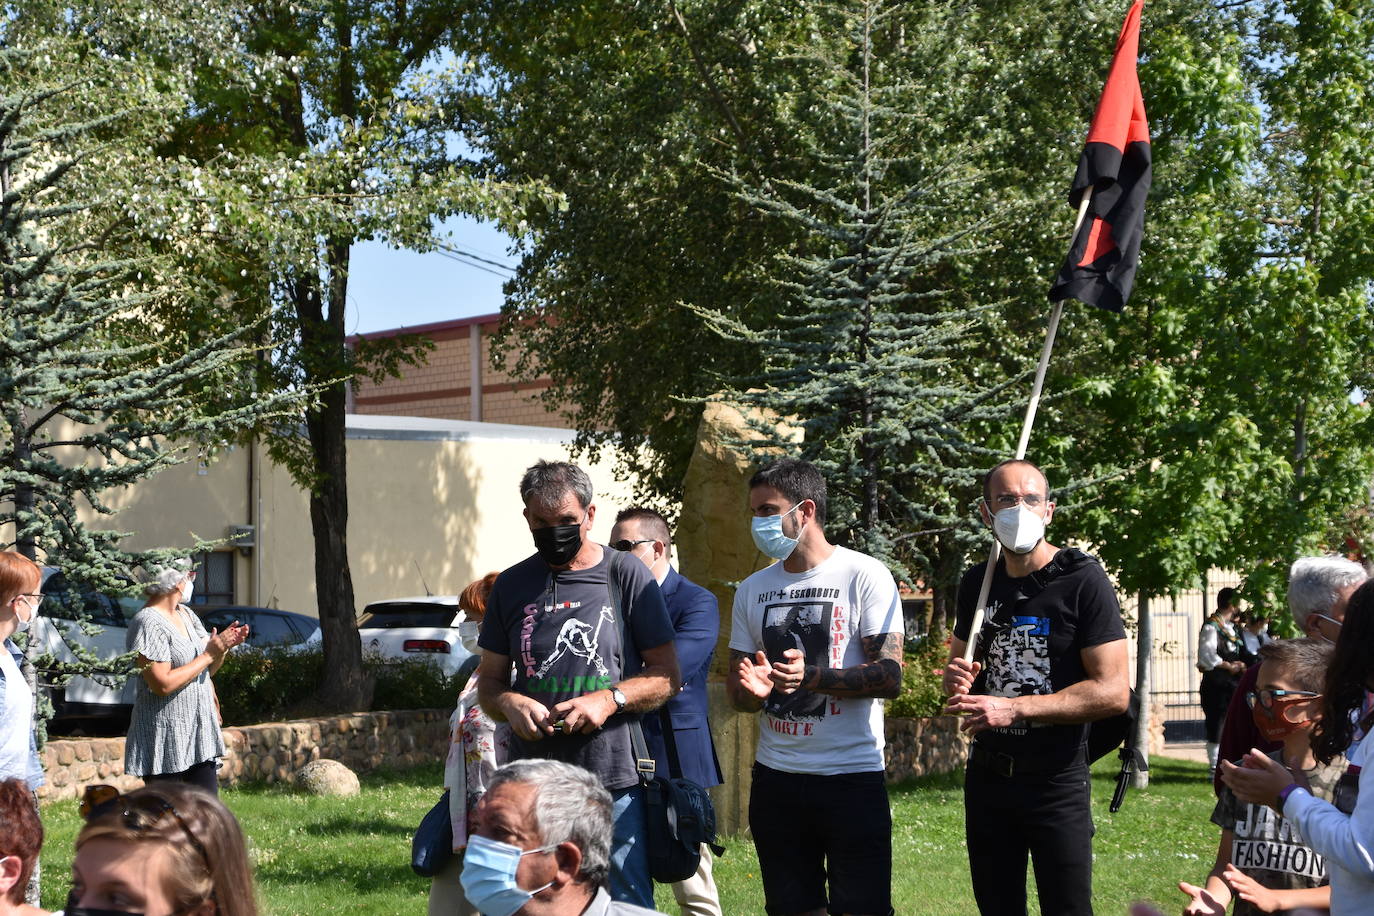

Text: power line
xmin=436 ymin=249 xmax=512 ymax=279
xmin=433 ymin=241 xmax=515 ymax=274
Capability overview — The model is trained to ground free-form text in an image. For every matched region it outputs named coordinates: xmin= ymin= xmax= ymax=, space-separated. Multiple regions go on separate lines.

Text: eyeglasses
xmin=1309 ymin=612 xmax=1342 ymax=635
xmin=989 ymin=494 xmax=1046 ymax=509
xmin=14 ymin=593 xmax=44 ymax=608
xmin=611 ymin=539 xmax=655 ymax=552
xmin=79 ymin=785 xmax=213 ymax=877
xmin=1245 ymin=688 xmax=1321 ymax=711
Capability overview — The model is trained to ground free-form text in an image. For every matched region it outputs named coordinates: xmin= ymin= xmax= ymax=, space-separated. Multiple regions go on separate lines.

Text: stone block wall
xmin=37 ymin=709 xmax=449 ymax=801
xmin=884 ymin=715 xmax=970 ymax=782
xmin=39 ymin=702 xmax=977 ymax=827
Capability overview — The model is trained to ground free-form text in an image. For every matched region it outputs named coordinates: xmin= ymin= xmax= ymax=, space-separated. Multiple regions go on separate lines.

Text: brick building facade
xmin=348 ymin=313 xmax=569 ymax=428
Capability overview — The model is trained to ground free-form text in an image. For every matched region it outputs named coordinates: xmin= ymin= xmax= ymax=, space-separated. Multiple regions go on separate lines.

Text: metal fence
xmin=1124 ymin=572 xmax=1243 ymax=743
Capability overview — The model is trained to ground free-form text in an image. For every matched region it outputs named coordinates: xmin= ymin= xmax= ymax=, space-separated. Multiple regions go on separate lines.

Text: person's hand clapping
xmin=206 ymin=622 xmax=249 ymax=660
xmin=1219 ymin=750 xmax=1296 ymax=812
xmin=736 ymin=651 xmax=775 ymax=701
xmin=769 ymin=649 xmax=806 ymax=694
xmin=224 ymin=621 xmax=250 ymax=649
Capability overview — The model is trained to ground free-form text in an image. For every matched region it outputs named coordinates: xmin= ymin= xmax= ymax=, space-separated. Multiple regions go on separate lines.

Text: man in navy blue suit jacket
xmin=612 ymin=507 xmax=724 ymax=916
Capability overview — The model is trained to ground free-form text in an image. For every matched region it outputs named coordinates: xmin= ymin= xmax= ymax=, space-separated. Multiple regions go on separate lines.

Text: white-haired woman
xmin=124 ymin=560 xmax=248 ymax=795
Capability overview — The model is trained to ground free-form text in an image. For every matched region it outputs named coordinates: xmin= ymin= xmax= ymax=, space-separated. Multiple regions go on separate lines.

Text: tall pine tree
xmin=695 ymin=0 xmax=1020 ymax=612
xmin=0 ymin=41 xmax=298 ymax=713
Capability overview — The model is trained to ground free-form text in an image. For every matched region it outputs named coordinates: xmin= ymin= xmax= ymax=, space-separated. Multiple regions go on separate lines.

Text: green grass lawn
xmin=40 ymin=755 xmax=1219 ymax=914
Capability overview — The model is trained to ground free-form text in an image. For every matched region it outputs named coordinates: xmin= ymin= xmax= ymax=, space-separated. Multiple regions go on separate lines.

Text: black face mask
xmin=532 ymin=522 xmax=583 ymax=567
xmin=65 ymin=892 xmax=144 ymax=916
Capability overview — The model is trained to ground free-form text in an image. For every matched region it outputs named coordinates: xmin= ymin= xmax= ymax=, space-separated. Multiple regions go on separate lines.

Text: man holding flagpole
xmin=943 ymin=459 xmax=1129 ymax=915
xmin=940 ymin=3 xmax=1148 ymax=910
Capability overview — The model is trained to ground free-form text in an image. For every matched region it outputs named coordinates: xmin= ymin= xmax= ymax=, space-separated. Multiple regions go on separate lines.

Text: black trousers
xmin=144 ymin=758 xmax=219 ymax=796
xmin=1199 ymin=677 xmax=1236 ymax=743
xmin=749 ymin=763 xmax=893 ymax=916
xmin=965 ymin=756 xmax=1094 ymax=916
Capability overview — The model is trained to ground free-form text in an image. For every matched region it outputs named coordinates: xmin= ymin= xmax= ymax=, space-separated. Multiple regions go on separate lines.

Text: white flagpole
xmin=961 ymin=189 xmax=1094 ymax=665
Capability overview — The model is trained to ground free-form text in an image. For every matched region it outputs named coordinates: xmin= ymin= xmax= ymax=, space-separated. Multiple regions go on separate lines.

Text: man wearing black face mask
xmin=476 ymin=460 xmax=680 ymax=910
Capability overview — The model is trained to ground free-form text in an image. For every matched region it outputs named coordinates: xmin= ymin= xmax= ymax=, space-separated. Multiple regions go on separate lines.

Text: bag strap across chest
xmin=605 ymin=549 xmax=685 ymax=783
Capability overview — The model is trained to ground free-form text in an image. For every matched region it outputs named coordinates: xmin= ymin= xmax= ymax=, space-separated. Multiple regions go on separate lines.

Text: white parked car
xmin=31 ymin=569 xmax=142 ymax=727
xmin=354 ymin=595 xmax=476 ymax=678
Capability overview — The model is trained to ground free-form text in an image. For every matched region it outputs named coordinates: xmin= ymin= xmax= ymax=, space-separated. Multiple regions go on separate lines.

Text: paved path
xmin=1156 ymin=741 xmax=1208 ymax=764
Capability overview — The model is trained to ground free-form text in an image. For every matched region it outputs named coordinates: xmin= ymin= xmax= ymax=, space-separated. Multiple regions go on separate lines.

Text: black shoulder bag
xmin=605 ymin=549 xmax=725 ymax=883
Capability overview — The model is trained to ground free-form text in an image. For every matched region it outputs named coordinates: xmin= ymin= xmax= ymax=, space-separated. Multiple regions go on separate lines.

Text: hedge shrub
xmin=214 ymin=645 xmax=460 ymax=725
xmin=887 ymin=635 xmax=951 ymax=718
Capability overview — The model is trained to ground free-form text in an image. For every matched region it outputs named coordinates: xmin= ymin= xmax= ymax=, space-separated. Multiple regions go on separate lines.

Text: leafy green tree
xmin=467 ymin=0 xmax=1275 ymax=620
xmin=466 ymin=0 xmax=814 ymax=502
xmin=1057 ymin=0 xmax=1374 ymax=615
xmin=128 ymin=1 xmax=547 ymax=709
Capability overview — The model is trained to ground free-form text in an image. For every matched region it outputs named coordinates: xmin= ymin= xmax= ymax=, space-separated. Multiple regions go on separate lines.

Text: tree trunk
xmin=297 ymin=243 xmax=368 ymax=711
xmin=1294 ymin=394 xmax=1308 ymax=485
xmin=857 ymin=7 xmax=878 ymax=544
xmin=927 ymin=538 xmax=961 ymax=638
xmin=301 ymin=7 xmax=366 ymax=711
xmin=1131 ymin=588 xmax=1151 ymax=789
xmin=928 ymin=581 xmax=947 ymax=638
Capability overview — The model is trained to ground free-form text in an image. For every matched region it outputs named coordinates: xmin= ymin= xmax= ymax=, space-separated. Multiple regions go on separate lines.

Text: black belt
xmin=967 ymin=742 xmax=1086 ymax=778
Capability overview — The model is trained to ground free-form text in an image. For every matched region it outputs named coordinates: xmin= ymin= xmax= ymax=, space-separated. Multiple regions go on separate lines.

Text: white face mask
xmin=992 ymin=503 xmax=1046 ymax=554
xmin=179 ymin=579 xmax=195 ymax=603
xmin=458 ymin=619 xmax=481 ymax=654
xmin=12 ymin=595 xmax=38 ymax=633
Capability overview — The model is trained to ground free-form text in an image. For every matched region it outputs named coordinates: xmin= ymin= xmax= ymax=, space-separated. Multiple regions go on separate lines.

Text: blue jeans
xmin=609 ymin=783 xmax=653 ymax=907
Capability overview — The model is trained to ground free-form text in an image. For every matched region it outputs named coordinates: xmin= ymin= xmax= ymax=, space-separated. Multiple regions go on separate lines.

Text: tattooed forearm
xmin=802 ymin=632 xmax=904 ymax=699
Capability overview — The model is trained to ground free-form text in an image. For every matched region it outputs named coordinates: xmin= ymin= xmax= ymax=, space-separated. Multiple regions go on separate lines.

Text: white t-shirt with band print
xmin=729 ymin=545 xmax=901 ymax=775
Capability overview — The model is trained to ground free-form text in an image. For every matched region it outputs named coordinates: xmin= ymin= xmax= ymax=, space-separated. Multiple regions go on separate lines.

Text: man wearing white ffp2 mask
xmin=941 ymin=458 xmax=1129 ymax=916
xmin=983 ymin=476 xmax=1053 ymax=555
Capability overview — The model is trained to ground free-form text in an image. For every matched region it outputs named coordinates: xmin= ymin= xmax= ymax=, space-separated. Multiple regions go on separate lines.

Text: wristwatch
xmin=609 ymin=686 xmax=627 ymax=715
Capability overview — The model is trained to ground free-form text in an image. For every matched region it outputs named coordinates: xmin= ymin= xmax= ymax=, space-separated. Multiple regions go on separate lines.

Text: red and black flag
xmin=1049 ymin=0 xmax=1151 ymax=312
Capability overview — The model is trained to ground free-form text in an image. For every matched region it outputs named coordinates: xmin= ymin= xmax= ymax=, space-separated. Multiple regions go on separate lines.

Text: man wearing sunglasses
xmin=609 ymin=507 xmax=723 ymax=916
xmin=1213 ymin=555 xmax=1367 ymax=795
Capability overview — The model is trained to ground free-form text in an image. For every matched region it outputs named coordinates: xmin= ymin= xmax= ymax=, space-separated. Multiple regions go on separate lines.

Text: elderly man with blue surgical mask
xmin=461 ymin=759 xmax=666 ymax=916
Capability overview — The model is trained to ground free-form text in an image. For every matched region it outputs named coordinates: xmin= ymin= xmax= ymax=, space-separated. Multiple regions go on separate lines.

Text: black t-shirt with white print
xmin=953 ymin=548 xmax=1126 ymax=761
xmin=479 ymin=547 xmax=676 ymax=791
